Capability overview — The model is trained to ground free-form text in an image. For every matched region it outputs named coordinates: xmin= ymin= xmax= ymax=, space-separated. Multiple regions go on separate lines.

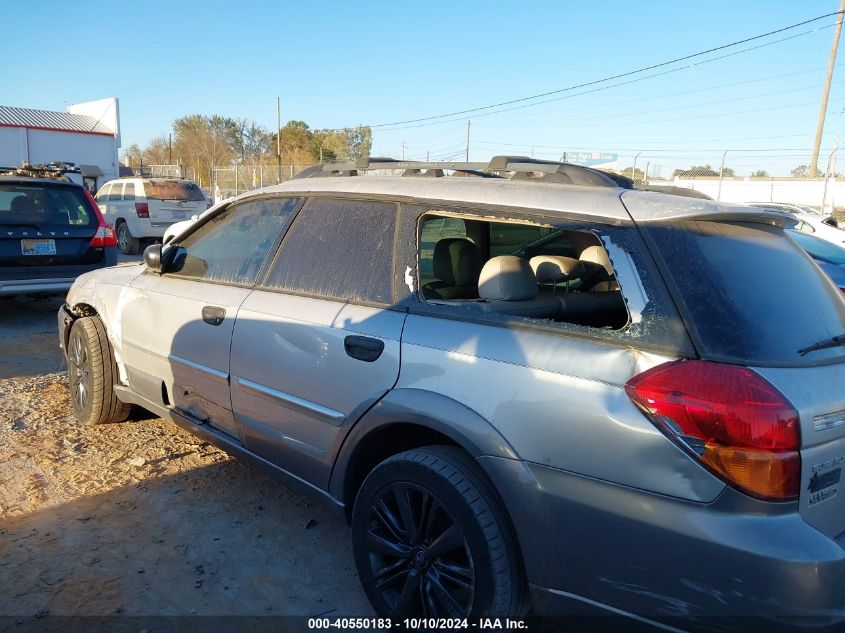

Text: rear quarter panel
xmin=397 ymin=314 xmax=726 ymax=502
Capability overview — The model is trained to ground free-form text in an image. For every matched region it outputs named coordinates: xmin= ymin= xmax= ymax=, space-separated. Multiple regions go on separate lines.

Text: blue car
xmin=0 ymin=163 xmax=117 ymax=296
xmin=789 ymin=229 xmax=845 ymax=292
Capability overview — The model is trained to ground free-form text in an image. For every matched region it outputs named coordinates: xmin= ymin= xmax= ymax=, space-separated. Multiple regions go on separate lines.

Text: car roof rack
xmin=296 ymin=155 xmax=634 ymax=189
xmin=0 ymin=161 xmax=80 ymax=181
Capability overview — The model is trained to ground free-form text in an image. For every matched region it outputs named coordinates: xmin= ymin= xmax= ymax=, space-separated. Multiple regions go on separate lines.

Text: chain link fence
xmin=210 ymin=163 xmax=317 ymax=201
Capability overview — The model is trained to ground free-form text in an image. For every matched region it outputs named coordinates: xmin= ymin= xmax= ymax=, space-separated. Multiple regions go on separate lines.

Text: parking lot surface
xmin=0 ymin=289 xmax=371 ymax=618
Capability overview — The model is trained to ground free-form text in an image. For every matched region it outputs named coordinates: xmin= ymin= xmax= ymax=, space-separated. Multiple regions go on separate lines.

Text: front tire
xmin=116 ymin=221 xmax=140 ymax=255
xmin=67 ymin=316 xmax=130 ymax=425
xmin=351 ymin=446 xmax=527 ymax=619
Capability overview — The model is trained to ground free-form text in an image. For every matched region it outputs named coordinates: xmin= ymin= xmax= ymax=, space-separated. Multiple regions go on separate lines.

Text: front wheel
xmin=351 ymin=446 xmax=527 ymax=619
xmin=67 ymin=316 xmax=130 ymax=425
xmin=116 ymin=221 xmax=140 ymax=255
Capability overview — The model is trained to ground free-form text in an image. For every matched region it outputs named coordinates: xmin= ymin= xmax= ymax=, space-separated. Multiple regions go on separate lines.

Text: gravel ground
xmin=0 ymin=289 xmax=372 ymax=619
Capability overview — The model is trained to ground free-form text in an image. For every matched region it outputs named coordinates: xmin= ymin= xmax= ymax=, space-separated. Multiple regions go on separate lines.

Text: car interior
xmin=0 ymin=187 xmax=91 ymax=227
xmin=419 ymin=214 xmax=629 ymax=329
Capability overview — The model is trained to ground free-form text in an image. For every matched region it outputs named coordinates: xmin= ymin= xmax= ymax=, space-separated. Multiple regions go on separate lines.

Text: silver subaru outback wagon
xmin=58 ymin=157 xmax=845 ymax=629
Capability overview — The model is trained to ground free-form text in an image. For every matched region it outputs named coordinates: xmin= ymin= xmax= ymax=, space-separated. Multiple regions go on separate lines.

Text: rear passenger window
xmin=418 ymin=212 xmax=630 ymax=330
xmin=95 ymin=184 xmax=111 ymax=203
xmin=166 ymin=197 xmax=301 ymax=285
xmin=123 ymin=182 xmax=135 ymax=201
xmin=262 ymin=198 xmax=397 ymax=305
xmin=108 ymin=185 xmax=122 ymax=201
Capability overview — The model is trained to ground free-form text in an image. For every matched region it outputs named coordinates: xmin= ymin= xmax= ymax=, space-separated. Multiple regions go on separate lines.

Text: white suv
xmin=94 ymin=178 xmax=208 ymax=255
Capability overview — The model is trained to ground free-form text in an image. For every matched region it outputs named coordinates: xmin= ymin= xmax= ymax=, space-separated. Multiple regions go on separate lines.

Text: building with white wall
xmin=0 ymin=98 xmax=120 ymax=192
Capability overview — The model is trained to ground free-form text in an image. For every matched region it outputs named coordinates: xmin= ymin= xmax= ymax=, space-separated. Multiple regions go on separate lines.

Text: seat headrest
xmin=432 ymin=238 xmax=482 ymax=286
xmin=10 ymin=196 xmax=34 ymax=214
xmin=478 ymin=256 xmax=537 ymax=301
xmin=579 ymin=245 xmax=613 ymax=275
xmin=529 ymin=255 xmax=585 ymax=283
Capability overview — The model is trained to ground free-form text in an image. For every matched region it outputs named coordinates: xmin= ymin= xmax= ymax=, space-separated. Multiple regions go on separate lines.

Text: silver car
xmin=58 ymin=157 xmax=845 ymax=628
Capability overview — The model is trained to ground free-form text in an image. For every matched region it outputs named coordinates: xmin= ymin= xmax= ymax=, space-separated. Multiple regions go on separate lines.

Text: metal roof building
xmin=0 ymin=98 xmax=121 ymax=192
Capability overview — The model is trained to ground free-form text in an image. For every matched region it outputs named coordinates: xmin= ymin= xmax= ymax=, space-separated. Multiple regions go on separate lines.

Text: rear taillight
xmin=135 ymin=202 xmax=150 ymax=218
xmin=84 ymin=190 xmax=118 ymax=248
xmin=625 ymin=360 xmax=801 ymax=501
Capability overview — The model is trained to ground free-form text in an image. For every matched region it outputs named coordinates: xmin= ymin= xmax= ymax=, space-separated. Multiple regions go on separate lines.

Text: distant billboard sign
xmin=564 ymin=152 xmax=618 ymax=166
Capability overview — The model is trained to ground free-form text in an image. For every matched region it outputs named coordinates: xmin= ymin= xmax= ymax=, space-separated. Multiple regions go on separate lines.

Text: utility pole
xmin=276 ymin=97 xmax=281 ymax=184
xmin=401 ymin=142 xmax=406 ymax=160
xmin=426 ymin=149 xmax=430 ymax=161
xmin=812 ymin=0 xmax=845 ymax=177
xmin=168 ymin=133 xmax=172 ymax=164
xmin=465 ymin=120 xmax=471 ymax=161
xmin=717 ymin=150 xmax=729 ymax=201
xmin=632 ymin=152 xmax=641 ymax=182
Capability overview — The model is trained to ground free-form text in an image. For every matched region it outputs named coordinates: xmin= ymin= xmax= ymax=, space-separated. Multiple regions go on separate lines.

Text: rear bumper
xmin=0 ymin=277 xmax=75 ymax=296
xmin=0 ymin=252 xmax=116 ymax=296
xmin=479 ymin=456 xmax=845 ymax=628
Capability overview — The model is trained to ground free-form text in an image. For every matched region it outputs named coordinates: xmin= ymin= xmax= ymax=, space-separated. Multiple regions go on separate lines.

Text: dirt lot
xmin=0 ymin=294 xmax=372 ymax=620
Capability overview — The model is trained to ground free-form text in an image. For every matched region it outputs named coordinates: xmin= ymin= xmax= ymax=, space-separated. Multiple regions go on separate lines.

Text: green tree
xmin=172 ymin=114 xmax=237 ymax=184
xmin=750 ymin=170 xmax=769 ymax=178
xmin=142 ymin=136 xmax=171 ymax=165
xmin=277 ymin=120 xmax=319 ymax=164
xmin=313 ymin=126 xmax=373 ymax=162
xmin=791 ymin=164 xmax=810 ymax=177
xmin=616 ymin=167 xmax=644 ymax=181
xmin=672 ymin=164 xmax=734 ymax=178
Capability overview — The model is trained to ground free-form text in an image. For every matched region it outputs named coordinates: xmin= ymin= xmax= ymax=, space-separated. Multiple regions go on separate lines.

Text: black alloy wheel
xmin=364 ymin=481 xmax=475 ymax=617
xmin=352 ymin=446 xmax=527 ymax=619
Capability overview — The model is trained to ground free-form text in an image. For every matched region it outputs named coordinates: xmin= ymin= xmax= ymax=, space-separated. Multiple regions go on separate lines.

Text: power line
xmin=474 ymin=132 xmax=826 ymax=149
xmin=373 ymin=22 xmax=840 ymax=132
xmin=370 ymin=11 xmax=843 ymax=129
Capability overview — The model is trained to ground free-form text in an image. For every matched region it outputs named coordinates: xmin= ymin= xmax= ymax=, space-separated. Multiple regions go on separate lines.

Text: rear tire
xmin=67 ymin=316 xmax=130 ymax=425
xmin=351 ymin=445 xmax=527 ymax=619
xmin=116 ymin=221 xmax=140 ymax=255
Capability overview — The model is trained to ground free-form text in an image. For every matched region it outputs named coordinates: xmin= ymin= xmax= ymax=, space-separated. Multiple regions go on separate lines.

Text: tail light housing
xmin=135 ymin=202 xmax=150 ymax=218
xmin=84 ymin=190 xmax=117 ymax=248
xmin=625 ymin=360 xmax=801 ymax=501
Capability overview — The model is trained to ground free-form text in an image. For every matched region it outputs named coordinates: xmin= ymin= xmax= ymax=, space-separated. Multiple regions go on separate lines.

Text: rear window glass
xmin=647 ymin=221 xmax=845 ymax=365
xmin=0 ymin=184 xmax=96 ymax=228
xmin=144 ymin=180 xmax=205 ymax=201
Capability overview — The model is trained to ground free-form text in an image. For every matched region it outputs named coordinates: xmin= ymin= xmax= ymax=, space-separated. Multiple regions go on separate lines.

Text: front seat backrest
xmin=579 ymin=244 xmax=618 ymax=291
xmin=478 ymin=256 xmax=561 ymax=318
xmin=529 ymin=255 xmax=585 ymax=291
xmin=423 ymin=238 xmax=482 ymax=299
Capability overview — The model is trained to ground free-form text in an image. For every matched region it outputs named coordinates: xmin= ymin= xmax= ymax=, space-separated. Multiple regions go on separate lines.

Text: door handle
xmin=344 ymin=335 xmax=384 ymax=362
xmin=202 ymin=305 xmax=226 ymax=326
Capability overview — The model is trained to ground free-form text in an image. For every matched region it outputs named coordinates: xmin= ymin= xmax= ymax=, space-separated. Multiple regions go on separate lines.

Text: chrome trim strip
xmin=234 ymin=376 xmax=346 ymax=427
xmin=169 ymin=354 xmax=229 ymax=381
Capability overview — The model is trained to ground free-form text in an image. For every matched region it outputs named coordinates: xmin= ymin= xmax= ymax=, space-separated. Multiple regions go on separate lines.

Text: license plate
xmin=21 ymin=239 xmax=56 ymax=256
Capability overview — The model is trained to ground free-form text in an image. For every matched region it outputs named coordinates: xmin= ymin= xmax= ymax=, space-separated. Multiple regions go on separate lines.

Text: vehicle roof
xmin=244 ymin=175 xmax=782 ymax=223
xmin=0 ymin=176 xmax=81 ymax=187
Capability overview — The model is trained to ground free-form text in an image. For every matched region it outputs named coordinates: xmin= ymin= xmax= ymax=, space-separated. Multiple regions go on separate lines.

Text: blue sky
xmin=2 ymin=0 xmax=844 ymax=176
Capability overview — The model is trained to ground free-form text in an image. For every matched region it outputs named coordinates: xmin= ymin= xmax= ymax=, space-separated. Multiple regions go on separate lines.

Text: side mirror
xmin=143 ymin=243 xmax=163 ymax=274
